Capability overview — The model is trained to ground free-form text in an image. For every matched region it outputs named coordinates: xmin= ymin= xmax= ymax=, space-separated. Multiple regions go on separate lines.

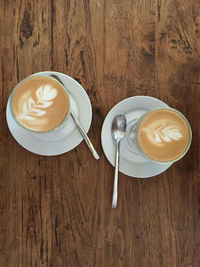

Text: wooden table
xmin=0 ymin=1 xmax=199 ymax=266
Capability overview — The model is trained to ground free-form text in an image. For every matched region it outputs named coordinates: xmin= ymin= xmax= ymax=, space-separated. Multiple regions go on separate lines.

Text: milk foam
xmin=142 ymin=121 xmax=183 ymax=146
xmin=12 ymin=76 xmax=69 ymax=132
xmin=17 ymin=85 xmax=57 ymax=122
xmin=138 ymin=109 xmax=190 ymax=162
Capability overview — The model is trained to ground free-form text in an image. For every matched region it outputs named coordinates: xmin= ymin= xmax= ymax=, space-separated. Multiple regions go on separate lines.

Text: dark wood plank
xmin=155 ymin=1 xmax=200 ymax=266
xmin=0 ymin=0 xmax=199 ymax=266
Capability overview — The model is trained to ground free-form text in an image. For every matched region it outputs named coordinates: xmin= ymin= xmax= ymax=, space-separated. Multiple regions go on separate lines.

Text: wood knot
xmin=94 ymin=107 xmax=103 ymax=122
xmin=160 ymin=32 xmax=166 ymax=40
xmin=20 ymin=9 xmax=33 ymax=39
xmin=26 ymin=170 xmax=36 ymax=180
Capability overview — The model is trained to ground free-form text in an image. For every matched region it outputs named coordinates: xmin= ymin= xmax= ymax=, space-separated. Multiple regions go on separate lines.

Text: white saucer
xmin=101 ymin=96 xmax=173 ymax=178
xmin=6 ymin=71 xmax=92 ymax=156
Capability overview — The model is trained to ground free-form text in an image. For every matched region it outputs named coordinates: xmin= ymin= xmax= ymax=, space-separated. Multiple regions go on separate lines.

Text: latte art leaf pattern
xmin=18 ymin=85 xmax=57 ymax=121
xmin=153 ymin=123 xmax=183 ymax=144
xmin=36 ymin=85 xmax=57 ymax=101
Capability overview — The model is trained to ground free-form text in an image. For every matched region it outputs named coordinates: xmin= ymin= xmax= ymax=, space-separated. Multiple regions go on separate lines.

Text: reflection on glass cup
xmin=9 ymin=74 xmax=71 ymax=138
xmin=126 ymin=108 xmax=192 ymax=164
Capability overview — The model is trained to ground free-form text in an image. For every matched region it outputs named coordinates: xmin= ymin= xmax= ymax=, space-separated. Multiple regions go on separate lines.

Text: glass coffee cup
xmin=126 ymin=107 xmax=192 ymax=164
xmin=9 ymin=74 xmax=71 ymax=137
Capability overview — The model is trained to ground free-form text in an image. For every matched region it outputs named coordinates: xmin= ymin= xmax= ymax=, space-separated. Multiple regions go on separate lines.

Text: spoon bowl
xmin=112 ymin=115 xmax=127 ymax=141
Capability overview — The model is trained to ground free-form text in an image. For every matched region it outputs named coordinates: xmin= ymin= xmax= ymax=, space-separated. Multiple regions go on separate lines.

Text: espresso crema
xmin=11 ymin=76 xmax=69 ymax=132
xmin=137 ymin=109 xmax=191 ymax=162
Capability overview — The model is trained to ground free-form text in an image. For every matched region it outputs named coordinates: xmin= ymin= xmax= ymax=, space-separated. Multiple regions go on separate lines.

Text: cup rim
xmin=135 ymin=107 xmax=192 ymax=164
xmin=9 ymin=74 xmax=71 ymax=134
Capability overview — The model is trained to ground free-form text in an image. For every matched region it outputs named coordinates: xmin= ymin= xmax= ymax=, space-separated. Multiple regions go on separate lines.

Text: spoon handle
xmin=112 ymin=140 xmax=120 ymax=208
xmin=50 ymin=74 xmax=99 ymax=160
xmin=70 ymin=111 xmax=99 ymax=160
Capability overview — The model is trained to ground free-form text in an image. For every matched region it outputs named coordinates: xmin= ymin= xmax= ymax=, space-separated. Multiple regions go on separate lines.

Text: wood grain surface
xmin=0 ymin=0 xmax=200 ymax=266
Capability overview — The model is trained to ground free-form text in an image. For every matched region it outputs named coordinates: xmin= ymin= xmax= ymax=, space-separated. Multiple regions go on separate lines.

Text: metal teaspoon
xmin=111 ymin=114 xmax=127 ymax=208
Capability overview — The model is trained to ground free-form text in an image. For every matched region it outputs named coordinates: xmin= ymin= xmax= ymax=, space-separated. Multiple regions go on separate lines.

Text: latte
xmin=137 ymin=109 xmax=191 ymax=162
xmin=11 ymin=76 xmax=69 ymax=132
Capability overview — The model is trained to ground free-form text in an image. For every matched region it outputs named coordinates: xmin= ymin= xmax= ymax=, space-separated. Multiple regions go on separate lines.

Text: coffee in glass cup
xmin=10 ymin=75 xmax=70 ymax=133
xmin=135 ymin=108 xmax=192 ymax=163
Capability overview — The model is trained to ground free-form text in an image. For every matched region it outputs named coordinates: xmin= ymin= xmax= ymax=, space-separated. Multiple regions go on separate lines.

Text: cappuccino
xmin=137 ymin=109 xmax=191 ymax=162
xmin=11 ymin=76 xmax=69 ymax=132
